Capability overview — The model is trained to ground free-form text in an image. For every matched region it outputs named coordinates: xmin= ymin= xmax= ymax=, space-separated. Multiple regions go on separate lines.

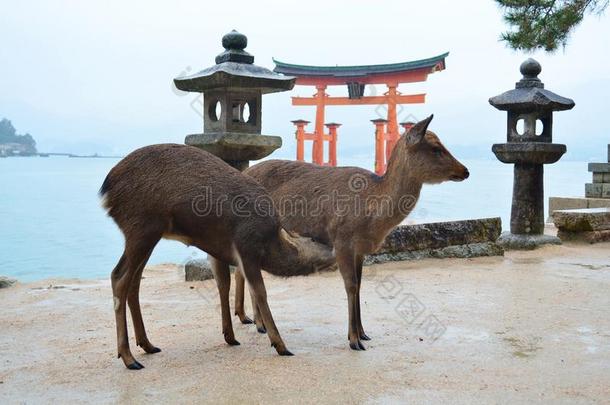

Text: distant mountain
xmin=0 ymin=118 xmax=37 ymax=156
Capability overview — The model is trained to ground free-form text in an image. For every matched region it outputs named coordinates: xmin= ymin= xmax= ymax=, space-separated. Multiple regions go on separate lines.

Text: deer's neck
xmin=371 ymin=149 xmax=423 ymax=221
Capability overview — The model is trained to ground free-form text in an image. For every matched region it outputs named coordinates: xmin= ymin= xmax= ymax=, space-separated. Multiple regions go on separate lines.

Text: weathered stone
xmin=365 ymin=242 xmax=504 ymax=265
xmin=496 ymin=232 xmax=561 ymax=250
xmin=588 ymin=163 xmax=610 ymax=173
xmin=548 ymin=197 xmax=588 ymax=218
xmin=552 ymin=208 xmax=610 ymax=232
xmin=176 ymin=30 xmax=293 ymax=169
xmin=185 ymin=132 xmax=282 ymax=162
xmin=588 ymin=198 xmax=610 ymax=208
xmin=377 ymin=217 xmax=502 ymax=253
xmin=185 ymin=259 xmax=214 ymax=281
xmin=557 ymin=229 xmax=610 ymax=244
xmin=492 ymin=143 xmax=565 ymax=165
xmin=592 ymin=173 xmax=604 ymax=183
xmin=490 ymin=59 xmax=572 ymax=249
xmin=604 ymin=173 xmax=610 ymax=183
xmin=585 ymin=183 xmax=603 ymax=198
xmin=0 ymin=276 xmax=17 ymax=289
xmin=603 ymin=184 xmax=610 ymax=199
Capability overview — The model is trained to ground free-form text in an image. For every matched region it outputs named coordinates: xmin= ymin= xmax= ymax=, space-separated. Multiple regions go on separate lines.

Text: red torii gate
xmin=273 ymin=53 xmax=448 ymax=174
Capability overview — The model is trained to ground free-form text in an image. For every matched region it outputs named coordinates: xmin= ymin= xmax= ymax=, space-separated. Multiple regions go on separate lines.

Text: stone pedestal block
xmin=365 ymin=217 xmax=504 ymax=264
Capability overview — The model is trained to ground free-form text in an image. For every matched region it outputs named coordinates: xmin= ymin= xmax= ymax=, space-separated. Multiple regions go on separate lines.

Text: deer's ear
xmin=406 ymin=114 xmax=434 ymax=145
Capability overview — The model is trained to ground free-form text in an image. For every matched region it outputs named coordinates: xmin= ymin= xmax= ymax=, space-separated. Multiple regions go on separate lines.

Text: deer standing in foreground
xmin=100 ymin=144 xmax=335 ymax=370
xmin=234 ymin=115 xmax=469 ymax=350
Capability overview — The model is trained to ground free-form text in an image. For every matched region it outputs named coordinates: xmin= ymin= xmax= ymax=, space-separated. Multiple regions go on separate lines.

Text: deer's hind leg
xmin=234 ymin=269 xmax=253 ymax=324
xmin=112 ymin=229 xmax=162 ymax=370
xmin=127 ymin=240 xmax=161 ymax=354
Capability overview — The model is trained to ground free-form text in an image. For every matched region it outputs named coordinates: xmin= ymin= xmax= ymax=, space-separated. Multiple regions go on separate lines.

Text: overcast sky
xmin=1 ymin=0 xmax=608 ymax=162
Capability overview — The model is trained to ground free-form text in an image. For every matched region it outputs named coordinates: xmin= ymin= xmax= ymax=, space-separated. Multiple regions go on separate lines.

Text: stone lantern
xmin=490 ymin=58 xmax=575 ymax=249
xmin=174 ymin=30 xmax=295 ymax=171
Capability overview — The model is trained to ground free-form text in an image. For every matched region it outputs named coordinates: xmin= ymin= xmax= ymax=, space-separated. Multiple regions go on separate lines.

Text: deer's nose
xmin=463 ymin=168 xmax=470 ymax=179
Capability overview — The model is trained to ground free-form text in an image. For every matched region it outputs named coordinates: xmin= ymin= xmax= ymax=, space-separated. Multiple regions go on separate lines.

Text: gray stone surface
xmin=588 ymin=163 xmax=610 ymax=173
xmin=173 ymin=31 xmax=295 ymax=94
xmin=552 ymin=208 xmax=610 ymax=232
xmin=178 ymin=30 xmax=291 ymax=168
xmin=364 ymin=218 xmax=504 ymax=264
xmin=185 ymin=132 xmax=282 ymax=162
xmin=0 ymin=276 xmax=17 ymax=288
xmin=492 ymin=143 xmax=565 ymax=165
xmin=490 ymin=59 xmax=572 ymax=243
xmin=547 ymin=196 xmax=610 ymax=222
xmin=548 ymin=197 xmax=588 ymax=218
xmin=557 ymin=229 xmax=610 ymax=244
xmin=377 ymin=217 xmax=502 ymax=253
xmin=365 ymin=242 xmax=504 ymax=265
xmin=496 ymin=232 xmax=561 ymax=250
xmin=586 ymin=183 xmax=603 ymax=198
xmin=185 ymin=259 xmax=214 ymax=281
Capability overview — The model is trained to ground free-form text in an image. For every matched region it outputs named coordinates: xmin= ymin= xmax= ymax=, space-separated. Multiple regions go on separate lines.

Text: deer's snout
xmin=450 ymin=165 xmax=469 ymax=181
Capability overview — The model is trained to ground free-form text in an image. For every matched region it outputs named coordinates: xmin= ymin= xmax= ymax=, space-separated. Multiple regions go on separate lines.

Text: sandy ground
xmin=1 ymin=242 xmax=609 ymax=404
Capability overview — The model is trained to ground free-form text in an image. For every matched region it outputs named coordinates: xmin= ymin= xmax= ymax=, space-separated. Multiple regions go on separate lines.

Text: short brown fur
xmin=238 ymin=115 xmax=469 ymax=350
xmin=101 ymin=144 xmax=335 ymax=369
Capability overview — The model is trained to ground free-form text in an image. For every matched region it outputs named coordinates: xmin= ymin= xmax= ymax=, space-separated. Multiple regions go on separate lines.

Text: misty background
xmin=1 ymin=0 xmax=608 ymax=163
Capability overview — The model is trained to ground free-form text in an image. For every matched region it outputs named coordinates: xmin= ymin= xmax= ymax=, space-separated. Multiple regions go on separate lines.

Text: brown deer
xmin=100 ymin=144 xmax=335 ymax=370
xmin=234 ymin=115 xmax=469 ymax=350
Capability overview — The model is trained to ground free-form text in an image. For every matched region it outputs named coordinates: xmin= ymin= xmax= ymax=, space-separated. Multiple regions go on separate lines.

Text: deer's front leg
xmin=241 ymin=258 xmax=291 ymax=355
xmin=336 ymin=248 xmax=366 ymax=351
xmin=209 ymin=257 xmax=239 ymax=346
xmin=355 ymin=255 xmax=370 ymax=341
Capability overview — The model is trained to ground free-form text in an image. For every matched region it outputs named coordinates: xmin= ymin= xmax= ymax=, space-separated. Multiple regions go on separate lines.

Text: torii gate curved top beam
xmin=273 ymin=52 xmax=448 ymax=174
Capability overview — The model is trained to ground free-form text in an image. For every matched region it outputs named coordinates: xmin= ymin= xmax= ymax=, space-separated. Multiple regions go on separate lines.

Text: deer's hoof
xmin=360 ymin=333 xmax=371 ymax=341
xmin=224 ymin=335 xmax=241 ymax=346
xmin=143 ymin=346 xmax=161 ymax=354
xmin=126 ymin=361 xmax=145 ymax=370
xmin=278 ymin=349 xmax=294 ymax=356
xmin=239 ymin=316 xmax=254 ymax=325
xmin=257 ymin=326 xmax=267 ymax=334
xmin=349 ymin=341 xmax=366 ymax=351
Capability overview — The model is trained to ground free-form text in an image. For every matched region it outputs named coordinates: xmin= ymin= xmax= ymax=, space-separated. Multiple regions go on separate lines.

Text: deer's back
xmin=101 ymin=144 xmax=280 ymax=262
xmin=245 ymin=160 xmax=382 ymax=247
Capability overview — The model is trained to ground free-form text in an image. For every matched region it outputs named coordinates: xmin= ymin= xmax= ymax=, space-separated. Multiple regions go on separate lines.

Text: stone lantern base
xmin=496 ymin=232 xmax=561 ymax=250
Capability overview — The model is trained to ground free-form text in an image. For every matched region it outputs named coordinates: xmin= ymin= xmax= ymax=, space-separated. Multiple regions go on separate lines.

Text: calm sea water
xmin=0 ymin=156 xmax=590 ymax=281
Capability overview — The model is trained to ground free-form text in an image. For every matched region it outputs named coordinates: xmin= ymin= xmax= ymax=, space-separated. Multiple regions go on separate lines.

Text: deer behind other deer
xmin=237 ymin=115 xmax=469 ymax=350
xmin=100 ymin=144 xmax=335 ymax=370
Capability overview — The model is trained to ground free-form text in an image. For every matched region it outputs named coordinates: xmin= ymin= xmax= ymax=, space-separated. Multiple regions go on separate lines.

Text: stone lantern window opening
xmin=510 ymin=112 xmax=551 ymax=141
xmin=208 ymin=99 xmax=222 ymax=122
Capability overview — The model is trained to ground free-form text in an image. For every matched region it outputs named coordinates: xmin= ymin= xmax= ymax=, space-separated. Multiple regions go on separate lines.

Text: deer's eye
xmin=432 ymin=148 xmax=443 ymax=158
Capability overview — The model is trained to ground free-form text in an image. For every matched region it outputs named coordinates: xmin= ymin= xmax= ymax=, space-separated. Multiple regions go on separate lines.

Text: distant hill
xmin=0 ymin=118 xmax=37 ymax=156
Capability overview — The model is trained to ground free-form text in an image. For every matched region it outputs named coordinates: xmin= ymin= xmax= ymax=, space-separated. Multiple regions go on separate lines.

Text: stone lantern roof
xmin=489 ymin=59 xmax=575 ymax=113
xmin=174 ymin=30 xmax=295 ymax=94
